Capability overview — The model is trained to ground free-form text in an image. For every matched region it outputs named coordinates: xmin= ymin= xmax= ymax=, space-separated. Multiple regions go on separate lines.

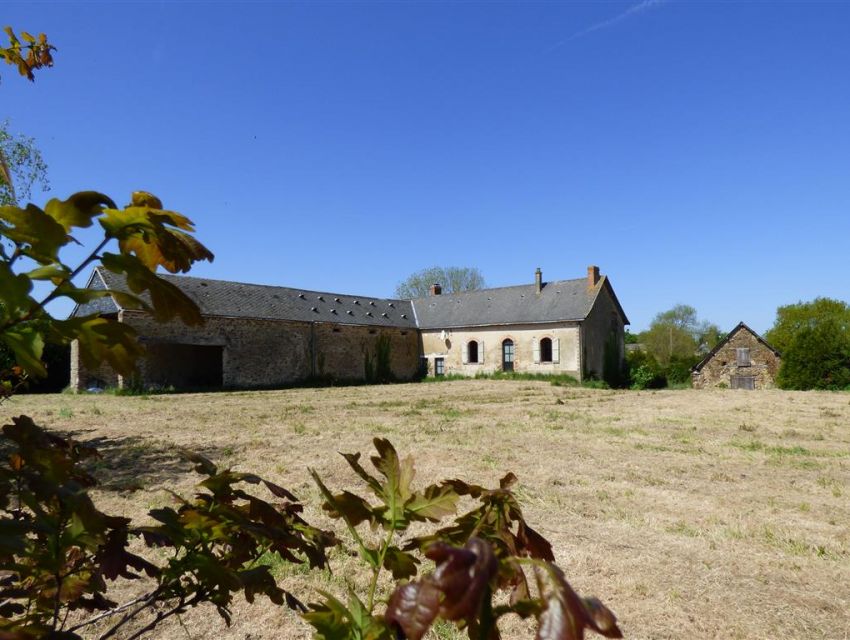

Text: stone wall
xmin=71 ymin=311 xmax=421 ymax=390
xmin=420 ymin=323 xmax=581 ymax=378
xmin=70 ymin=338 xmax=121 ymax=390
xmin=580 ymin=281 xmax=625 ymax=381
xmin=692 ymin=327 xmax=780 ymax=390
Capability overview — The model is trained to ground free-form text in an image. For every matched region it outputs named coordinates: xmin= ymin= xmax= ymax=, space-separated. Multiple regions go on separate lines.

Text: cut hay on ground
xmin=7 ymin=382 xmax=849 ymax=639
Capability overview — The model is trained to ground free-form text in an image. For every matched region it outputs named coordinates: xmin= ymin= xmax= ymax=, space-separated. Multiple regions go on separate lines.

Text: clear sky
xmin=4 ymin=0 xmax=849 ymax=333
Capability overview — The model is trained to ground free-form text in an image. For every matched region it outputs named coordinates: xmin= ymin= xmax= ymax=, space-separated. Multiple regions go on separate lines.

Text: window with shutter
xmin=532 ymin=338 xmax=540 ymax=364
xmin=736 ymin=348 xmax=751 ymax=367
xmin=468 ymin=341 xmax=479 ymax=364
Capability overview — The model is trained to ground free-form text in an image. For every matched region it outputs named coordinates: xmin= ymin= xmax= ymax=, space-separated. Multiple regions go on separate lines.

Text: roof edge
xmin=69 ymin=267 xmax=117 ymax=318
xmin=691 ymin=321 xmax=781 ymax=372
xmin=587 ymin=275 xmax=630 ymax=326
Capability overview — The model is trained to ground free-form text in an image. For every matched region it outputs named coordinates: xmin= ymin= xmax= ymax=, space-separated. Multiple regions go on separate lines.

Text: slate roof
xmin=74 ymin=268 xmax=419 ymax=329
xmin=411 ymin=276 xmax=628 ymax=329
xmin=73 ymin=268 xmax=628 ymax=331
xmin=691 ymin=322 xmax=781 ymax=372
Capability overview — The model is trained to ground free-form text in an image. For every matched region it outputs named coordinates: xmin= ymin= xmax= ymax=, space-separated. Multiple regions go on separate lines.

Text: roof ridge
xmin=410 ymin=277 xmax=586 ymax=301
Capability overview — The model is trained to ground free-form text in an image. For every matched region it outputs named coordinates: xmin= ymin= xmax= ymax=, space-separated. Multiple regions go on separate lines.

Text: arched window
xmin=540 ymin=337 xmax=553 ymax=363
xmin=468 ymin=340 xmax=479 ymax=364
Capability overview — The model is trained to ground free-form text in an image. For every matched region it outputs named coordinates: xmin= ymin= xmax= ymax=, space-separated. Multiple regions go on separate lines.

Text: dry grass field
xmin=5 ymin=381 xmax=850 ymax=639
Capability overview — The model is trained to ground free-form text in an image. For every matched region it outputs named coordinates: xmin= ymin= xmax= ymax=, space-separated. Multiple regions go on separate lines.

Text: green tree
xmin=395 ymin=265 xmax=485 ymax=299
xmin=766 ymin=298 xmax=850 ymax=390
xmin=624 ymin=329 xmax=639 ymax=344
xmin=696 ymin=322 xmax=724 ymax=354
xmin=640 ymin=304 xmax=700 ymax=366
xmin=776 ymin=317 xmax=850 ymax=390
xmin=0 ymin=120 xmax=50 ymax=205
xmin=640 ymin=304 xmax=722 ymax=366
xmin=765 ymin=297 xmax=850 ymax=354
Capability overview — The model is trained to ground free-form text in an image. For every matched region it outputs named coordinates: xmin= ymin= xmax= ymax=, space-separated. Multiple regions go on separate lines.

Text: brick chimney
xmin=587 ymin=265 xmax=600 ymax=288
xmin=535 ymin=268 xmax=542 ymax=294
xmin=429 ymin=283 xmax=442 ymax=296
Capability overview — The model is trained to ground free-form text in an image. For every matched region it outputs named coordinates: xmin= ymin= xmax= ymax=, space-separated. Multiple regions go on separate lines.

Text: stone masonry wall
xmin=70 ymin=338 xmax=121 ymax=390
xmin=71 ymin=311 xmax=421 ymax=390
xmin=420 ymin=323 xmax=580 ymax=378
xmin=692 ymin=328 xmax=781 ymax=389
xmin=580 ymin=283 xmax=625 ymax=381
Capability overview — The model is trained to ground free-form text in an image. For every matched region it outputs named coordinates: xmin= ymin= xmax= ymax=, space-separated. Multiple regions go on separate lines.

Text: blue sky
xmin=4 ymin=0 xmax=850 ymax=333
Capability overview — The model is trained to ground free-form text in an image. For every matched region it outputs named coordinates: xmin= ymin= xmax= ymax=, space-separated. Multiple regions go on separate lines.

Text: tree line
xmin=627 ymin=299 xmax=850 ymax=390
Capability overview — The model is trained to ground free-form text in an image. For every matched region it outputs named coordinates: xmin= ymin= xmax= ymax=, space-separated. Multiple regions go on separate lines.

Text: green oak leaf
xmin=0 ymin=203 xmax=68 ymax=262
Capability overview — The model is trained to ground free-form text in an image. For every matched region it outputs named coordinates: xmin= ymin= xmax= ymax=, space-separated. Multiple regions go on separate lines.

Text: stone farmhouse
xmin=70 ymin=265 xmax=628 ymax=391
xmin=691 ymin=322 xmax=781 ymax=390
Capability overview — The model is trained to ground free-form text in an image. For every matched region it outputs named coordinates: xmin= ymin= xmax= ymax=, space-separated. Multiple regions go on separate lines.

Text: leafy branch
xmin=0 ymin=26 xmax=55 ymax=83
xmin=0 ymin=190 xmax=214 ymax=382
xmin=307 ymin=438 xmax=623 ymax=640
xmin=0 ymin=416 xmax=336 ymax=639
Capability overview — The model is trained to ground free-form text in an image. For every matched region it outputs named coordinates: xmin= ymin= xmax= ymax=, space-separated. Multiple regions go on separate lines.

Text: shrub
xmin=777 ymin=319 xmax=850 ymax=390
xmin=626 ymin=350 xmax=666 ymax=389
xmin=665 ymin=356 xmax=698 ymax=386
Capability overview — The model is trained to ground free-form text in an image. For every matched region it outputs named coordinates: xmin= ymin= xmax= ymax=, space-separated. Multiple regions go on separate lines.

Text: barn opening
xmin=144 ymin=344 xmax=224 ymax=389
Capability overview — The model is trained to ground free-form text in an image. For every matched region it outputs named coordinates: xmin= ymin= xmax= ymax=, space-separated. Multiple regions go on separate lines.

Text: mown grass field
xmin=6 ymin=381 xmax=850 ymax=639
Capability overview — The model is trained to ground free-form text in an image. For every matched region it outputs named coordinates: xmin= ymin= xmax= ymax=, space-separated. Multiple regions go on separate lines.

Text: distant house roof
xmin=73 ymin=268 xmax=628 ymax=331
xmin=74 ymin=268 xmax=418 ymax=329
xmin=691 ymin=321 xmax=781 ymax=372
xmin=411 ymin=276 xmax=629 ymax=329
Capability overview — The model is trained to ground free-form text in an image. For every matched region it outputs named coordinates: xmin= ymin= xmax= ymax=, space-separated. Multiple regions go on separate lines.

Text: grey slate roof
xmin=411 ymin=277 xmax=624 ymax=329
xmin=73 ymin=268 xmax=628 ymax=331
xmin=75 ymin=268 xmax=419 ymax=329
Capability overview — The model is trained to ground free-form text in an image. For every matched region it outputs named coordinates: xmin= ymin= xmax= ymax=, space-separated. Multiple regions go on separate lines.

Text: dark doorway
xmin=502 ymin=339 xmax=514 ymax=372
xmin=145 ymin=344 xmax=224 ymax=389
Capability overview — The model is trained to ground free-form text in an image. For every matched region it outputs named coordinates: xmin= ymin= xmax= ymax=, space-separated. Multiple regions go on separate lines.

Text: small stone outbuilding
xmin=691 ymin=322 xmax=781 ymax=390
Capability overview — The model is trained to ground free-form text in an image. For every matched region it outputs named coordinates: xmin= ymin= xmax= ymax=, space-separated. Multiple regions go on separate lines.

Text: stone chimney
xmin=429 ymin=283 xmax=442 ymax=296
xmin=535 ymin=268 xmax=542 ymax=294
xmin=587 ymin=265 xmax=600 ymax=289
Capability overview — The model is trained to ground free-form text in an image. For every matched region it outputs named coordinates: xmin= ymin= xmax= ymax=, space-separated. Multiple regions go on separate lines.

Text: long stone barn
xmin=70 ymin=265 xmax=628 ymax=391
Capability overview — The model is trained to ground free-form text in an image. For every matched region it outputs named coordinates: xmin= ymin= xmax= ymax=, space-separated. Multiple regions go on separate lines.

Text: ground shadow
xmin=70 ymin=431 xmax=229 ymax=492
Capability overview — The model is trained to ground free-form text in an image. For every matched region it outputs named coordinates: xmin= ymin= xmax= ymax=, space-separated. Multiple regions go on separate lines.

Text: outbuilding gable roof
xmin=74 ymin=268 xmax=419 ymax=329
xmin=691 ymin=321 xmax=781 ymax=372
xmin=411 ymin=276 xmax=628 ymax=329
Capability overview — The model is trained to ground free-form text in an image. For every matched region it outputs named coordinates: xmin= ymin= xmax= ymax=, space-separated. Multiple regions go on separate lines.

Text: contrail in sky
xmin=550 ymin=0 xmax=669 ymax=49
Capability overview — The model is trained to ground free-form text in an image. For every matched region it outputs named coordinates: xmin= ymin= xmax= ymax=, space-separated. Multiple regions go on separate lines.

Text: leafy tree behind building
xmin=629 ymin=304 xmax=722 ymax=388
xmin=394 ymin=265 xmax=485 ymax=299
